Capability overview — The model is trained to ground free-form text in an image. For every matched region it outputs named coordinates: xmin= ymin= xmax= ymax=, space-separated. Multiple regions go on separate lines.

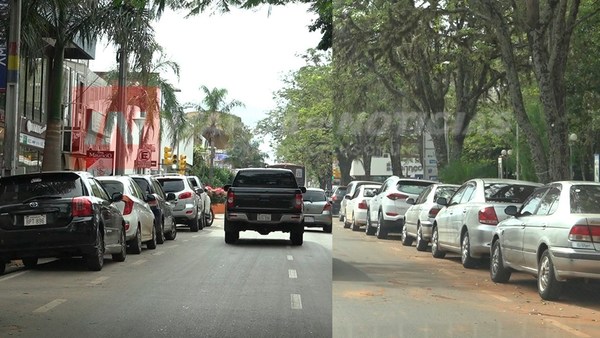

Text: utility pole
xmin=114 ymin=43 xmax=128 ymax=175
xmin=3 ymin=0 xmax=21 ymax=176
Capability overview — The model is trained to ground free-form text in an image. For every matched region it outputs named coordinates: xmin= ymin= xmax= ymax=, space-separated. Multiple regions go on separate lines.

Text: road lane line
xmin=152 ymin=251 xmax=164 ymax=256
xmin=290 ymin=294 xmax=302 ymax=310
xmin=0 ymin=271 xmax=28 ymax=282
xmin=288 ymin=269 xmax=297 ymax=279
xmin=192 ymin=235 xmax=201 ymax=238
xmin=183 ymin=240 xmax=189 ymax=242
xmin=547 ymin=319 xmax=590 ymax=337
xmin=33 ymin=299 xmax=67 ymax=313
xmin=89 ymin=276 xmax=109 ymax=285
xmin=168 ymin=244 xmax=179 ymax=248
xmin=132 ymin=259 xmax=147 ymax=266
xmin=287 ymin=255 xmax=294 ymax=261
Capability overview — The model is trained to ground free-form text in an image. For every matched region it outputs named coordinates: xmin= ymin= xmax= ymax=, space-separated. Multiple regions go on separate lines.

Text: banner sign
xmin=86 ymin=150 xmax=114 ymax=177
xmin=0 ymin=0 xmax=8 ymax=92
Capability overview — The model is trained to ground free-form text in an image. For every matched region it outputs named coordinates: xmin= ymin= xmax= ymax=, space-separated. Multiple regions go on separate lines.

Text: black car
xmin=330 ymin=186 xmax=347 ymax=215
xmin=130 ymin=174 xmax=177 ymax=243
xmin=0 ymin=171 xmax=127 ymax=275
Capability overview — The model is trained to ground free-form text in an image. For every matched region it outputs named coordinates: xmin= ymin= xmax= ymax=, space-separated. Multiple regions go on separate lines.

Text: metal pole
xmin=114 ymin=43 xmax=128 ymax=175
xmin=515 ymin=126 xmax=520 ymax=180
xmin=3 ymin=0 xmax=21 ymax=176
xmin=569 ymin=143 xmax=573 ymax=179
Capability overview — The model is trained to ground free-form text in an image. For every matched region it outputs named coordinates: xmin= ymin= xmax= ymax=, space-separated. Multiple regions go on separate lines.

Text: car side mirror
xmin=194 ymin=187 xmax=202 ymax=195
xmin=406 ymin=197 xmax=415 ymax=205
xmin=436 ymin=197 xmax=448 ymax=206
xmin=111 ymin=192 xmax=123 ymax=203
xmin=504 ymin=205 xmax=518 ymax=216
xmin=300 ymin=187 xmax=307 ymax=193
xmin=166 ymin=192 xmax=176 ymax=201
xmin=145 ymin=194 xmax=156 ymax=202
xmin=344 ymin=194 xmax=352 ymax=200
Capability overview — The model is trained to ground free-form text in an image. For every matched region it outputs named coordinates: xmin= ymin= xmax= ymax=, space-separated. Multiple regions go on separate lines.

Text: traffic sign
xmin=137 ymin=149 xmax=151 ymax=161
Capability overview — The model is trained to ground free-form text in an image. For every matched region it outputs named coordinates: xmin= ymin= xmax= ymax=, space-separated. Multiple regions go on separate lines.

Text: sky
xmin=89 ymin=3 xmax=322 ymax=162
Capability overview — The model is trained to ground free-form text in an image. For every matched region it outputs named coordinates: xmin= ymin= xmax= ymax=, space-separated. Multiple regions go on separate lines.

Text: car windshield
xmin=233 ymin=171 xmax=298 ymax=188
xmin=303 ymin=190 xmax=326 ymax=202
xmin=0 ymin=173 xmax=84 ymax=204
xmin=158 ymin=179 xmax=185 ymax=193
xmin=485 ymin=183 xmax=537 ymax=203
xmin=397 ymin=181 xmax=433 ymax=195
xmin=98 ymin=180 xmax=125 ymax=197
xmin=570 ymin=185 xmax=600 ymax=213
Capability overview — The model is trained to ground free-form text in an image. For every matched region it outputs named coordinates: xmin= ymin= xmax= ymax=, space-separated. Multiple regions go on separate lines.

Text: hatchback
xmin=491 ymin=181 xmax=600 ymax=300
xmin=0 ymin=171 xmax=127 ymax=274
xmin=130 ymin=174 xmax=178 ymax=243
xmin=302 ymin=188 xmax=333 ymax=233
xmin=432 ymin=178 xmax=542 ymax=268
xmin=97 ymin=176 xmax=157 ymax=254
xmin=342 ymin=184 xmax=381 ymax=232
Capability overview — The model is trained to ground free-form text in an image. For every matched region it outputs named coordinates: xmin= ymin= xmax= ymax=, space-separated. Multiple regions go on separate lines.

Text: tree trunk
xmin=42 ymin=42 xmax=66 ymax=171
xmin=389 ymin=133 xmax=403 ymax=177
xmin=336 ymin=149 xmax=353 ymax=185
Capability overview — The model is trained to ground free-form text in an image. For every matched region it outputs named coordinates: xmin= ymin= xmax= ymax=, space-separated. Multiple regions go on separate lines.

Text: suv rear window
xmin=0 ymin=173 xmax=84 ymax=203
xmin=158 ymin=178 xmax=185 ymax=193
xmin=233 ymin=170 xmax=298 ymax=188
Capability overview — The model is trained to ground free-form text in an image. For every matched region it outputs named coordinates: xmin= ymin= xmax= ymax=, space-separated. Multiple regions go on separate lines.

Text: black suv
xmin=0 ymin=171 xmax=127 ymax=274
xmin=131 ymin=174 xmax=177 ymax=243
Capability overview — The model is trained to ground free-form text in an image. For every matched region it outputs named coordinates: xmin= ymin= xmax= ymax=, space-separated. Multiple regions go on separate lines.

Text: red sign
xmin=86 ymin=151 xmax=114 ymax=176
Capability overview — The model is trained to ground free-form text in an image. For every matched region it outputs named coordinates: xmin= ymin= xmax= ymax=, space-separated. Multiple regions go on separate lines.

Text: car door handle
xmin=520 ymin=224 xmax=525 ymax=229
xmin=462 ymin=209 xmax=467 ymax=213
xmin=542 ymin=223 xmax=547 ymax=229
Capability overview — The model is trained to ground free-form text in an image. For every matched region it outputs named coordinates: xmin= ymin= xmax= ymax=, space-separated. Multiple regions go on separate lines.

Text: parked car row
xmin=341 ymin=176 xmax=600 ymax=301
xmin=0 ymin=171 xmax=213 ymax=275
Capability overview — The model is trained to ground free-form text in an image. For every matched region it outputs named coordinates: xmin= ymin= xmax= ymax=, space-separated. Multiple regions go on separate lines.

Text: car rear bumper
xmin=0 ymin=219 xmax=98 ymax=260
xmin=303 ymin=213 xmax=332 ymax=227
xmin=551 ymin=247 xmax=600 ymax=281
xmin=469 ymin=224 xmax=497 ymax=257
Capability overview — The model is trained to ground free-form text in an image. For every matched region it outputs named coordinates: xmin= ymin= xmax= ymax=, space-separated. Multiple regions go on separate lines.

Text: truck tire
xmin=290 ymin=228 xmax=304 ymax=246
xmin=225 ymin=230 xmax=239 ymax=244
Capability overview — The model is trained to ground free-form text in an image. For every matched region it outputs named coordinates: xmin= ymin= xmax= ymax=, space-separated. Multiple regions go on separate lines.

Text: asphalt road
xmin=0 ymin=217 xmax=332 ymax=338
xmin=332 ymin=218 xmax=600 ymax=338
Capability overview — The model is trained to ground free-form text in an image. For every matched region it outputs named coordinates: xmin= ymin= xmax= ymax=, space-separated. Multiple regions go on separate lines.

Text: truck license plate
xmin=304 ymin=216 xmax=314 ymax=223
xmin=257 ymin=214 xmax=271 ymax=221
xmin=24 ymin=214 xmax=46 ymax=226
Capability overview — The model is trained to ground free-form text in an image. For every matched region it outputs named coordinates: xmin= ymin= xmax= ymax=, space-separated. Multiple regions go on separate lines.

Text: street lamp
xmin=498 ymin=149 xmax=513 ymax=179
xmin=569 ymin=133 xmax=578 ymax=179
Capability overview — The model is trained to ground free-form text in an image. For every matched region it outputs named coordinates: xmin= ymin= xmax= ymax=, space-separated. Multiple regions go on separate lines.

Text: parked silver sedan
xmin=432 ymin=178 xmax=542 ymax=268
xmin=402 ymin=183 xmax=459 ymax=251
xmin=302 ymin=188 xmax=333 ymax=233
xmin=491 ymin=181 xmax=600 ymax=300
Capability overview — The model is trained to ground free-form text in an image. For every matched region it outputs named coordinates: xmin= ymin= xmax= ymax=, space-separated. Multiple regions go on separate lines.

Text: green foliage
xmin=188 ymin=160 xmax=235 ymax=188
xmin=438 ymin=161 xmax=497 ymax=185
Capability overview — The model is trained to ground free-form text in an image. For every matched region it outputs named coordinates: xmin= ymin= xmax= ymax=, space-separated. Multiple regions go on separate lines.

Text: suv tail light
xmin=72 ymin=197 xmax=93 ymax=217
xmin=428 ymin=206 xmax=441 ymax=218
xmin=227 ymin=190 xmax=235 ymax=209
xmin=358 ymin=200 xmax=368 ymax=209
xmin=478 ymin=207 xmax=499 ymax=225
xmin=569 ymin=224 xmax=600 ymax=242
xmin=294 ymin=193 xmax=303 ymax=211
xmin=122 ymin=195 xmax=134 ymax=215
xmin=323 ymin=203 xmax=332 ymax=212
xmin=179 ymin=191 xmax=192 ymax=199
xmin=387 ymin=193 xmax=408 ymax=201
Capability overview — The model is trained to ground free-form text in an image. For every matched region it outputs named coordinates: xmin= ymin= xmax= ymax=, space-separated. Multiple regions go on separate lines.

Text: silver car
xmin=402 ymin=183 xmax=459 ymax=251
xmin=491 ymin=181 xmax=600 ymax=300
xmin=155 ymin=175 xmax=204 ymax=232
xmin=432 ymin=178 xmax=542 ymax=268
xmin=302 ymin=188 xmax=332 ymax=233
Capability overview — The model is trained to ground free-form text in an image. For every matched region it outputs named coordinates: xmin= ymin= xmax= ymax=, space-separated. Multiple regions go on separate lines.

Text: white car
xmin=97 ymin=176 xmax=157 ymax=254
xmin=367 ymin=177 xmax=437 ymax=239
xmin=339 ymin=180 xmax=380 ymax=222
xmin=343 ymin=184 xmax=381 ymax=231
xmin=432 ymin=178 xmax=542 ymax=268
xmin=187 ymin=175 xmax=212 ymax=225
xmin=402 ymin=183 xmax=459 ymax=251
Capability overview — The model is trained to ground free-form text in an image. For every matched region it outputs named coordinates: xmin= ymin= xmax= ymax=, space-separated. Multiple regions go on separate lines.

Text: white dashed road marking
xmin=169 ymin=244 xmax=179 ymax=248
xmin=192 ymin=235 xmax=201 ymax=238
xmin=152 ymin=251 xmax=164 ymax=256
xmin=33 ymin=299 xmax=67 ymax=313
xmin=132 ymin=259 xmax=147 ymax=266
xmin=287 ymin=255 xmax=294 ymax=261
xmin=290 ymin=294 xmax=302 ymax=310
xmin=89 ymin=276 xmax=109 ymax=285
xmin=288 ymin=269 xmax=297 ymax=279
xmin=183 ymin=240 xmax=189 ymax=242
xmin=0 ymin=271 xmax=28 ymax=282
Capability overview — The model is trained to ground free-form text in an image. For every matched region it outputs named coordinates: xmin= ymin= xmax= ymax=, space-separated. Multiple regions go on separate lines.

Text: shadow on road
xmin=333 ymin=258 xmax=374 ymax=282
xmin=233 ymin=238 xmax=294 ymax=247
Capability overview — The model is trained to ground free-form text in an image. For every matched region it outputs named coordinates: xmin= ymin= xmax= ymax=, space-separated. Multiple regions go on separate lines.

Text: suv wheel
xmin=365 ymin=211 xmax=376 ymax=236
xmin=156 ymin=218 xmax=165 ymax=244
xmin=86 ymin=225 xmax=105 ymax=271
xmin=376 ymin=212 xmax=388 ymax=239
xmin=146 ymin=225 xmax=157 ymax=250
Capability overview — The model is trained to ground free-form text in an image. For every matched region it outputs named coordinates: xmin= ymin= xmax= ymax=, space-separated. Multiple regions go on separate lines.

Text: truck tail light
xmin=478 ymin=207 xmax=498 ymax=225
xmin=179 ymin=191 xmax=192 ymax=199
xmin=294 ymin=193 xmax=303 ymax=211
xmin=387 ymin=193 xmax=408 ymax=201
xmin=358 ymin=200 xmax=368 ymax=209
xmin=122 ymin=195 xmax=134 ymax=215
xmin=72 ymin=197 xmax=93 ymax=217
xmin=227 ymin=190 xmax=235 ymax=209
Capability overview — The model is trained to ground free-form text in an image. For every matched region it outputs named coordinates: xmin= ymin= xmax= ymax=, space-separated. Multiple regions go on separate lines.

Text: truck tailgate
xmin=231 ymin=188 xmax=300 ymax=212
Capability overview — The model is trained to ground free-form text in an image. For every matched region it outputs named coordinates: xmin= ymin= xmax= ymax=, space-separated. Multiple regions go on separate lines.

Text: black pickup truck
xmin=223 ymin=168 xmax=307 ymax=245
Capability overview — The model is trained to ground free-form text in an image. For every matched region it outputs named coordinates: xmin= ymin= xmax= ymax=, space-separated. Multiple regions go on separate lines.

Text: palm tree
xmin=189 ymin=85 xmax=245 ymax=179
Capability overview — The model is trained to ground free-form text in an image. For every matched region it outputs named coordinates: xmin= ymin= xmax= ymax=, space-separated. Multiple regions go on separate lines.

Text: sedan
xmin=302 ymin=188 xmax=333 ymax=233
xmin=402 ymin=183 xmax=459 ymax=251
xmin=97 ymin=176 xmax=157 ymax=254
xmin=0 ymin=171 xmax=127 ymax=274
xmin=491 ymin=181 xmax=600 ymax=300
xmin=432 ymin=178 xmax=542 ymax=268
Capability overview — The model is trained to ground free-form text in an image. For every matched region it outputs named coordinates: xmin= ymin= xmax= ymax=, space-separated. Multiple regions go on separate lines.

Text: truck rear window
xmin=234 ymin=171 xmax=298 ymax=188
